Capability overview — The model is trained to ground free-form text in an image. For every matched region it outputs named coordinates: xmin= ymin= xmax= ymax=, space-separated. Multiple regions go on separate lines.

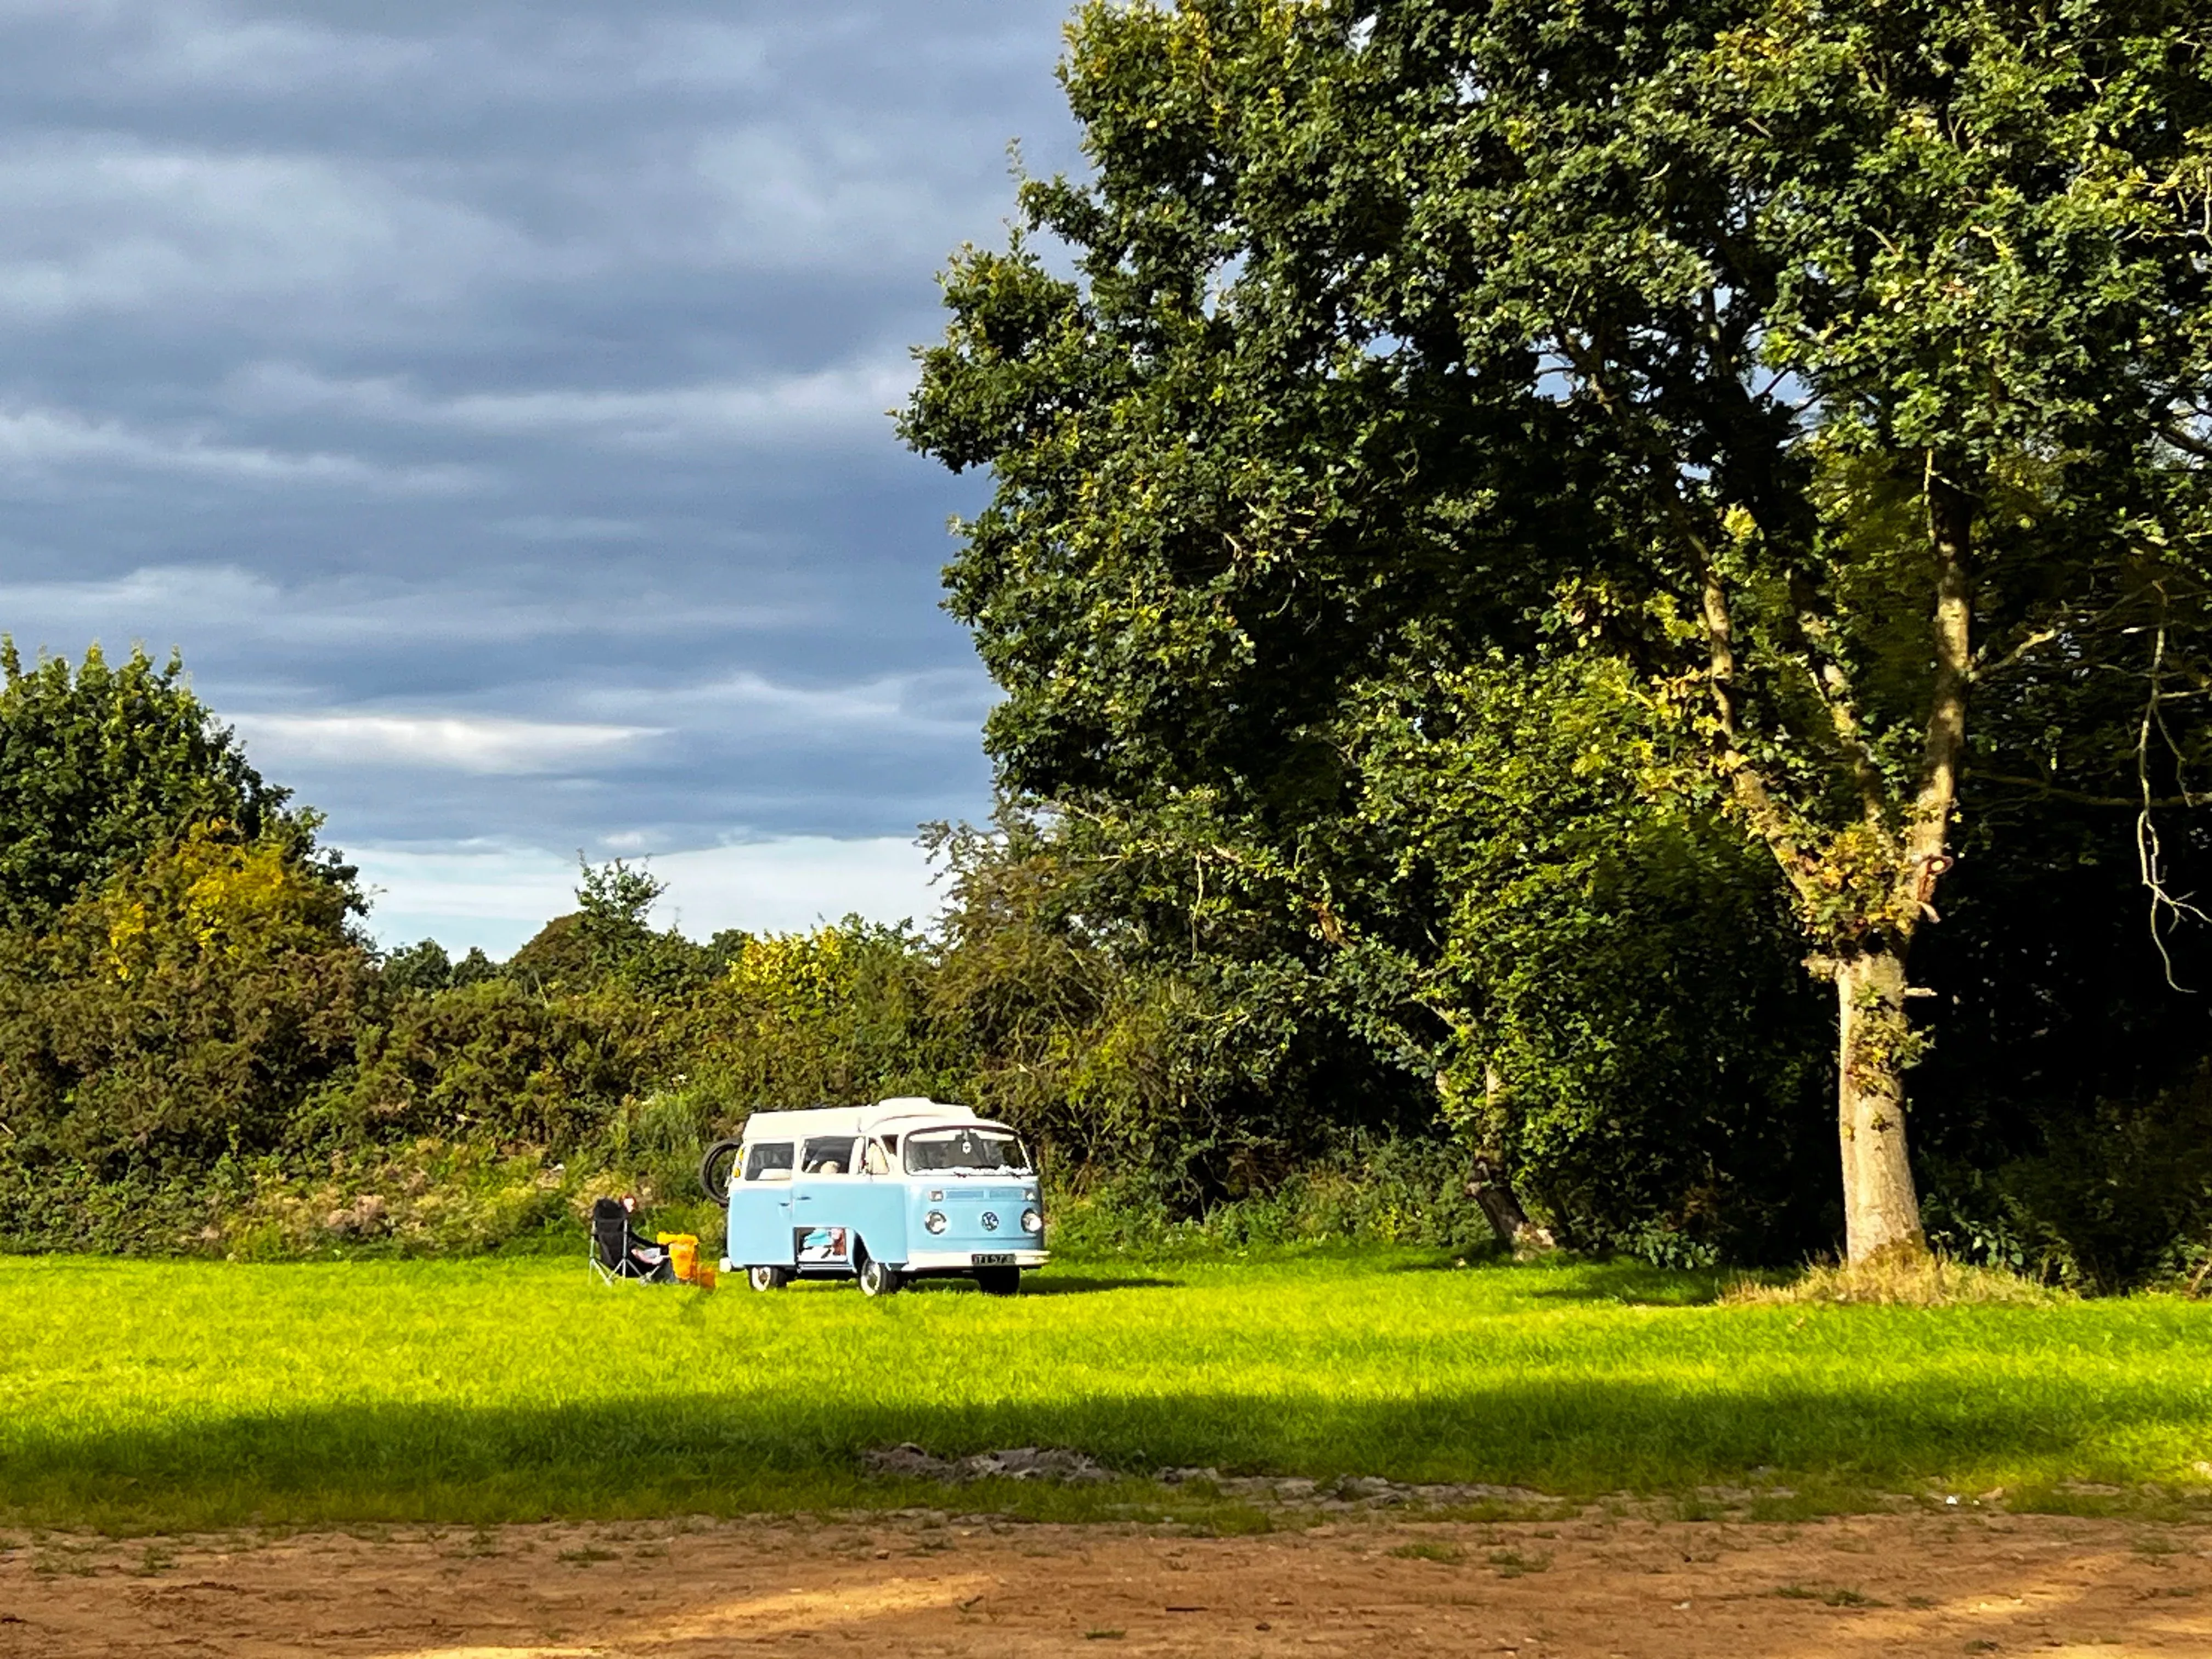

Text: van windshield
xmin=902 ymin=1127 xmax=1032 ymax=1176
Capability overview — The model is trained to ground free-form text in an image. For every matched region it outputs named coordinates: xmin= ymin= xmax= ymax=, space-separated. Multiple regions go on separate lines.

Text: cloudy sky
xmin=0 ymin=0 xmax=1082 ymax=953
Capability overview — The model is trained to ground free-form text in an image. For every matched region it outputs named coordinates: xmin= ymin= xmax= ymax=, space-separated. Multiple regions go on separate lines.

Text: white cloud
xmin=581 ymin=667 xmax=997 ymax=738
xmin=41 ymin=5 xmax=778 ymax=104
xmin=356 ymin=836 xmax=941 ymax=956
xmin=687 ymin=124 xmax=974 ymax=270
xmin=234 ymin=712 xmax=662 ymax=775
xmin=0 ymin=564 xmax=275 ymax=637
xmin=0 ymin=405 xmax=480 ymax=489
xmin=0 ymin=564 xmax=805 ymax=653
xmin=116 ymin=13 xmax=437 ymax=95
xmin=0 ymin=139 xmax=531 ymax=324
xmin=229 ymin=357 xmax=915 ymax=449
xmin=0 ymin=0 xmax=1066 ymax=866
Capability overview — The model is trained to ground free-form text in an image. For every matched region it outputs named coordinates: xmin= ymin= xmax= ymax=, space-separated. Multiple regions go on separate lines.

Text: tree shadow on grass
xmin=8 ymin=1361 xmax=2188 ymax=1533
xmin=1380 ymin=1255 xmax=1726 ymax=1307
xmin=1517 ymin=1268 xmax=1728 ymax=1308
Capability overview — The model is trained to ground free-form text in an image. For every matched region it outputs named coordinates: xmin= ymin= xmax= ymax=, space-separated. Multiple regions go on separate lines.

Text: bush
xmin=340 ymin=979 xmax=663 ymax=1148
xmin=1924 ymin=1066 xmax=2212 ymax=1293
xmin=0 ymin=828 xmax=364 ymax=1183
xmin=683 ymin=922 xmax=962 ymax=1121
xmin=1046 ymin=1135 xmax=1502 ymax=1256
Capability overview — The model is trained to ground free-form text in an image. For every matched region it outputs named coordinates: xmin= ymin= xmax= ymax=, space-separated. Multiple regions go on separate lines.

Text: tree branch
xmin=1551 ymin=327 xmax=1825 ymax=893
xmin=1900 ymin=453 xmax=1974 ymax=932
xmin=1782 ymin=571 xmax=1887 ymax=828
xmin=1971 ymin=771 xmax=2205 ymax=809
xmin=2158 ymin=422 xmax=2212 ymax=461
xmin=1700 ymin=560 xmax=1822 ymax=904
xmin=2135 ymin=588 xmax=2208 ymax=991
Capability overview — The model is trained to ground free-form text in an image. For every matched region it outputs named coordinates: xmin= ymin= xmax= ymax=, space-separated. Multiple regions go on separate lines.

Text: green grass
xmin=2 ymin=1246 xmax=2208 ymax=1532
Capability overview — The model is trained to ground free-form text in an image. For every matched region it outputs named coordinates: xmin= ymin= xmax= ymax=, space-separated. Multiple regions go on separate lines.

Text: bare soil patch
xmin=2 ymin=1510 xmax=2207 ymax=1657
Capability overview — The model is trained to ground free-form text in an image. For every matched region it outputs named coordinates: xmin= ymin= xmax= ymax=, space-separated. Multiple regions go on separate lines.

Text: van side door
xmin=726 ymin=1140 xmax=795 ymax=1267
xmin=848 ymin=1135 xmax=911 ymax=1268
xmin=792 ymin=1135 xmax=862 ymax=1268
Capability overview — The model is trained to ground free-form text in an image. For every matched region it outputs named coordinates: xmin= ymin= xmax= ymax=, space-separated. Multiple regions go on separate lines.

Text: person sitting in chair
xmin=620 ymin=1195 xmax=671 ymax=1276
xmin=589 ymin=1195 xmax=673 ymax=1283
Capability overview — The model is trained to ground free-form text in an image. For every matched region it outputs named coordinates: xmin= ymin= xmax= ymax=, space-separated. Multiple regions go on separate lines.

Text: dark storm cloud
xmin=0 ymin=0 xmax=1081 ymax=947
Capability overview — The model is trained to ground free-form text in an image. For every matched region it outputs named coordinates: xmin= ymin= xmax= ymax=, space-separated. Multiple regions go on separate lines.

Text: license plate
xmin=970 ymin=1252 xmax=1014 ymax=1266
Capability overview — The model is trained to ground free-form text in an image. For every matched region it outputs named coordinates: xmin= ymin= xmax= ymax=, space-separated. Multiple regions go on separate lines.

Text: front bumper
xmin=899 ymin=1248 xmax=1048 ymax=1271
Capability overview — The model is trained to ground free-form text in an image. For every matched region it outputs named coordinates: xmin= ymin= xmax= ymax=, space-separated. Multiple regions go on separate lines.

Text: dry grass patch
xmin=1725 ymin=1254 xmax=2067 ymax=1307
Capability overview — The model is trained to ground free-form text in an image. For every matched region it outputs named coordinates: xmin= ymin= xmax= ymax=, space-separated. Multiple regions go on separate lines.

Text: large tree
xmin=906 ymin=0 xmax=2212 ymax=1261
xmin=0 ymin=642 xmax=345 ymax=928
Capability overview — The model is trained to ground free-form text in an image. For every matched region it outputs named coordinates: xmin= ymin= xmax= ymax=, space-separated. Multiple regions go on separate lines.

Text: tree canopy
xmin=905 ymin=0 xmax=2212 ymax=1260
xmin=0 ymin=642 xmax=347 ymax=929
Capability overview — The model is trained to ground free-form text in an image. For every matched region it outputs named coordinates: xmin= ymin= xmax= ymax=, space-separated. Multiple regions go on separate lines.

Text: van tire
xmin=856 ymin=1251 xmax=901 ymax=1298
xmin=699 ymin=1138 xmax=746 ymax=1201
xmin=974 ymin=1267 xmax=1021 ymax=1297
xmin=747 ymin=1265 xmax=789 ymax=1292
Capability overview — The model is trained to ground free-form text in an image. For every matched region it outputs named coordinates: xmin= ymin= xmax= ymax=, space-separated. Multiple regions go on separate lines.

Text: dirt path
xmin=2 ymin=1510 xmax=2207 ymax=1657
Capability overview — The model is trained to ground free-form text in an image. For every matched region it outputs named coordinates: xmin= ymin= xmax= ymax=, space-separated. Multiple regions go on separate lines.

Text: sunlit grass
xmin=1 ymin=1247 xmax=2207 ymax=1531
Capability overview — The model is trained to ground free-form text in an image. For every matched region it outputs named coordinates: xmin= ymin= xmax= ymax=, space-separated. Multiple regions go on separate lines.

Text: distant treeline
xmin=0 ymin=645 xmax=2209 ymax=1286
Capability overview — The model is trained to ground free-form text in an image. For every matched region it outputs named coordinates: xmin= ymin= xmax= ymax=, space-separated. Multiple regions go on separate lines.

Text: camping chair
xmin=589 ymin=1197 xmax=674 ymax=1284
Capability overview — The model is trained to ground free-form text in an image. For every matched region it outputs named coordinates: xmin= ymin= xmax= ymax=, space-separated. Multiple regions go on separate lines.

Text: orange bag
xmin=656 ymin=1232 xmax=699 ymax=1283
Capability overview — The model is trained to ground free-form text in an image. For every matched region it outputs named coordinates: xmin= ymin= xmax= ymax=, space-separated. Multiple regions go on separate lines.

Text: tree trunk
xmin=1833 ymin=947 xmax=1928 ymax=1263
xmin=1467 ymin=1066 xmax=1556 ymax=1254
xmin=1468 ymin=1156 xmax=1555 ymax=1255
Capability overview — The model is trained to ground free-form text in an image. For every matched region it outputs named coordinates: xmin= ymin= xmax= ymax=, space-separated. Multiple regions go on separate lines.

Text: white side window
xmin=744 ymin=1142 xmax=794 ymax=1182
xmin=800 ymin=1135 xmax=857 ymax=1176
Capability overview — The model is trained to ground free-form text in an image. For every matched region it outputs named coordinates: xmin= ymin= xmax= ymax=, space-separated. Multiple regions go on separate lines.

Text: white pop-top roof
xmin=737 ymin=1097 xmax=994 ymax=1144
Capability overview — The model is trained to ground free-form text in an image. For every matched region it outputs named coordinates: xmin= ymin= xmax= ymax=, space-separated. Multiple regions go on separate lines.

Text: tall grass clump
xmin=1725 ymin=1254 xmax=2071 ymax=1308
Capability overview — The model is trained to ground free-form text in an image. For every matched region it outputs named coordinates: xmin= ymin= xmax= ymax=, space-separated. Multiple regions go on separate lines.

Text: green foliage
xmin=379 ymin=939 xmax=499 ymax=996
xmin=926 ymin=808 xmax=1440 ymax=1206
xmin=207 ymin=1140 xmax=579 ymax=1261
xmin=1351 ymin=657 xmax=1835 ymax=1260
xmin=0 ymin=825 xmax=365 ymax=1184
xmin=503 ymin=912 xmax=595 ymax=990
xmin=689 ymin=920 xmax=960 ymax=1118
xmin=1048 ymin=1135 xmax=1499 ymax=1256
xmin=3 ymin=1250 xmax=2208 ymax=1532
xmin=1925 ymin=1067 xmax=2212 ymax=1294
xmin=340 ymin=977 xmax=664 ymax=1149
xmin=0 ymin=642 xmax=347 ymax=929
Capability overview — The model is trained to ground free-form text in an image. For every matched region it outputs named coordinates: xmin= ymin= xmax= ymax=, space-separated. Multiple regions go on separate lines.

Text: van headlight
xmin=1020 ymin=1207 xmax=1043 ymax=1234
xmin=925 ymin=1210 xmax=947 ymax=1234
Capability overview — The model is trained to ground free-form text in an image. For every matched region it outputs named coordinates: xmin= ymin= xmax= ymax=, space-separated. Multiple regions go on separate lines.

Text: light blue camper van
xmin=708 ymin=1098 xmax=1045 ymax=1296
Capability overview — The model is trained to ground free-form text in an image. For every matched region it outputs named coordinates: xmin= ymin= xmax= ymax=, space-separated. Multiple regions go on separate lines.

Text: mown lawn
xmin=2 ymin=1248 xmax=2207 ymax=1531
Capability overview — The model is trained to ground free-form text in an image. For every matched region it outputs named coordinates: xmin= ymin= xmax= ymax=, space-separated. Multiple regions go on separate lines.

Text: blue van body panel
xmin=808 ymin=1177 xmax=909 ymax=1267
xmin=726 ymin=1182 xmax=793 ymax=1266
xmin=909 ymin=1183 xmax=1032 ymax=1254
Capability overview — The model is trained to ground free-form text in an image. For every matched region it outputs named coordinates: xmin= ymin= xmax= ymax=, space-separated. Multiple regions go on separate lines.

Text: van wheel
xmin=748 ymin=1265 xmax=789 ymax=1292
xmin=857 ymin=1252 xmax=901 ymax=1298
xmin=974 ymin=1267 xmax=1021 ymax=1297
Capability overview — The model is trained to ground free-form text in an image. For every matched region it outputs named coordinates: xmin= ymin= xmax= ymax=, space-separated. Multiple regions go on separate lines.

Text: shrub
xmin=341 ymin=979 xmax=664 ymax=1148
xmin=0 ymin=827 xmax=364 ymax=1183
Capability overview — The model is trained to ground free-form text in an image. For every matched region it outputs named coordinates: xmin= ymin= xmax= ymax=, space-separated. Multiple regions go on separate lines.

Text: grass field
xmin=3 ymin=1247 xmax=2209 ymax=1533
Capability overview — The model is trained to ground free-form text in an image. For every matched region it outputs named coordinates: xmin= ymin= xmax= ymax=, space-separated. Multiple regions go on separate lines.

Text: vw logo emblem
xmin=980 ymin=1211 xmax=1000 ymax=1231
